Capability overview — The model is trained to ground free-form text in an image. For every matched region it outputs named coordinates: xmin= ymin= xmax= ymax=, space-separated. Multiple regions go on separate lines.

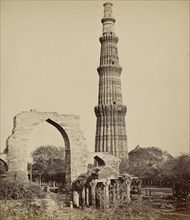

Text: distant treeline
xmin=128 ymin=145 xmax=190 ymax=187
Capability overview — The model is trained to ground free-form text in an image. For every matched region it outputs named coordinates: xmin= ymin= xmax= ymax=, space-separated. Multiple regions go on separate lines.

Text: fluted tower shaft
xmin=94 ymin=3 xmax=128 ymax=173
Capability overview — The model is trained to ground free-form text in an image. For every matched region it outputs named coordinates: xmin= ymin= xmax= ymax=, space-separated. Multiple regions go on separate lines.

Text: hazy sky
xmin=1 ymin=0 xmax=189 ymax=157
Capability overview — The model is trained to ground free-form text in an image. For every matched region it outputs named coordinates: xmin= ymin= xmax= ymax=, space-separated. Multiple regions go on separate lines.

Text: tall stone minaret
xmin=94 ymin=2 xmax=128 ymax=173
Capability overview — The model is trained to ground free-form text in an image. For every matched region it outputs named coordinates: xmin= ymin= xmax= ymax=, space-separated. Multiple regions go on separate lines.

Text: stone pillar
xmin=115 ymin=179 xmax=120 ymax=201
xmin=103 ymin=180 xmax=110 ymax=210
xmin=112 ymin=182 xmax=117 ymax=204
xmin=82 ymin=188 xmax=85 ymax=208
xmin=90 ymin=180 xmax=98 ymax=208
xmin=138 ymin=179 xmax=142 ymax=195
xmin=99 ymin=186 xmax=103 ymax=209
xmin=126 ymin=178 xmax=132 ymax=203
xmin=85 ymin=187 xmax=89 ymax=206
xmin=73 ymin=191 xmax=79 ymax=208
xmin=70 ymin=201 xmax=73 ymax=209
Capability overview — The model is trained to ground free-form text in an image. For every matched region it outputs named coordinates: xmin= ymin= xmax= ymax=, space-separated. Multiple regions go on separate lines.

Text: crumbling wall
xmin=6 ymin=109 xmax=88 ymax=182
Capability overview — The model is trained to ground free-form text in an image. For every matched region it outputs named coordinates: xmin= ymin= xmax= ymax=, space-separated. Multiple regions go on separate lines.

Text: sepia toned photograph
xmin=0 ymin=0 xmax=189 ymax=219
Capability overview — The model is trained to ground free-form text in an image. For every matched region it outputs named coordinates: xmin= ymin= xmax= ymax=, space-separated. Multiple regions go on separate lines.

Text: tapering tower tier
xmin=94 ymin=2 xmax=128 ymax=173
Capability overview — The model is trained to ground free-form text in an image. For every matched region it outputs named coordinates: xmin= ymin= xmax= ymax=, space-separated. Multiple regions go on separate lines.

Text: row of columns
xmin=72 ymin=177 xmax=132 ymax=210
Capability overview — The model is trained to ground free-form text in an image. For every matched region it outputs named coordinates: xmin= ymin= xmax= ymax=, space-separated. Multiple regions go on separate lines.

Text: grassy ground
xmin=141 ymin=186 xmax=190 ymax=220
xmin=0 ymin=186 xmax=189 ymax=220
xmin=158 ymin=212 xmax=190 ymax=220
xmin=38 ymin=188 xmax=190 ymax=220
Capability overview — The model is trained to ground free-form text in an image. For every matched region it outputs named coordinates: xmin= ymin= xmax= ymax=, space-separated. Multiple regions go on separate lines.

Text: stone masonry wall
xmin=6 ymin=110 xmax=88 ymax=181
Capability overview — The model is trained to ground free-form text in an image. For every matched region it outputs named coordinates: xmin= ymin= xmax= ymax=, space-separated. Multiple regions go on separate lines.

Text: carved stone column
xmin=138 ymin=179 xmax=142 ymax=195
xmin=126 ymin=178 xmax=132 ymax=203
xmin=85 ymin=187 xmax=89 ymax=207
xmin=115 ymin=179 xmax=120 ymax=201
xmin=82 ymin=188 xmax=85 ymax=208
xmin=112 ymin=181 xmax=117 ymax=204
xmin=90 ymin=179 xmax=98 ymax=208
xmin=103 ymin=180 xmax=110 ymax=210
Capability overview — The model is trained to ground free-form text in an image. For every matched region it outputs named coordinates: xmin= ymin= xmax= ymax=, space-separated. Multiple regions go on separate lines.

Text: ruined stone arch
xmin=5 ymin=110 xmax=88 ymax=186
xmin=94 ymin=155 xmax=105 ymax=167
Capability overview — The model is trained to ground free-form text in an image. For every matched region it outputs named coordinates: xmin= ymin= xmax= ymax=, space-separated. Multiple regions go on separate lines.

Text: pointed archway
xmin=5 ymin=110 xmax=88 ymax=196
xmin=46 ymin=118 xmax=71 ymax=191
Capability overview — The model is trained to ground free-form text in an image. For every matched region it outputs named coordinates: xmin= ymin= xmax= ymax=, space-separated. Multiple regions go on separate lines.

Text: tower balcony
xmin=101 ymin=17 xmax=116 ymax=24
xmin=94 ymin=104 xmax=127 ymax=117
xmin=99 ymin=34 xmax=118 ymax=43
xmin=97 ymin=65 xmax=122 ymax=75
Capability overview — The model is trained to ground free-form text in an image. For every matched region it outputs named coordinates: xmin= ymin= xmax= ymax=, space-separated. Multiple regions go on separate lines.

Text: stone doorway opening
xmin=27 ymin=118 xmax=71 ymax=193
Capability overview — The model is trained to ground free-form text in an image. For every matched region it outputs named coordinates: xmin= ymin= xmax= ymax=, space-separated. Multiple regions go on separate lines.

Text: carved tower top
xmin=101 ymin=2 xmax=116 ymax=34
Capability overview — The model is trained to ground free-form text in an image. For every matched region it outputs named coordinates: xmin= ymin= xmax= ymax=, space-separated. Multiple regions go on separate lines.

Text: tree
xmin=159 ymin=154 xmax=190 ymax=184
xmin=158 ymin=154 xmax=190 ymax=205
xmin=31 ymin=145 xmax=65 ymax=186
xmin=128 ymin=145 xmax=172 ymax=186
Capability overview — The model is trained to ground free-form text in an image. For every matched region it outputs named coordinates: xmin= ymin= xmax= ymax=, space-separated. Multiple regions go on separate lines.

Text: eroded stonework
xmin=6 ymin=110 xmax=88 ymax=182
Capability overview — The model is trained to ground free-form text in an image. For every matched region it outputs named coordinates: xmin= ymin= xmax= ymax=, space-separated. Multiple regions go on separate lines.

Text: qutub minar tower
xmin=94 ymin=2 xmax=128 ymax=173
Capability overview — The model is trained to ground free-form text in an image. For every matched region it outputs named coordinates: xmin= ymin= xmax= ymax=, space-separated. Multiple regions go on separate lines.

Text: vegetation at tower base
xmin=0 ymin=149 xmax=189 ymax=220
xmin=87 ymin=198 xmax=160 ymax=220
xmin=128 ymin=146 xmax=190 ymax=202
xmin=0 ymin=178 xmax=43 ymax=200
xmin=0 ymin=176 xmax=160 ymax=220
xmin=0 ymin=173 xmax=47 ymax=220
xmin=0 ymin=200 xmax=160 ymax=220
xmin=159 ymin=154 xmax=190 ymax=184
xmin=128 ymin=146 xmax=173 ymax=186
xmin=31 ymin=145 xmax=65 ymax=187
